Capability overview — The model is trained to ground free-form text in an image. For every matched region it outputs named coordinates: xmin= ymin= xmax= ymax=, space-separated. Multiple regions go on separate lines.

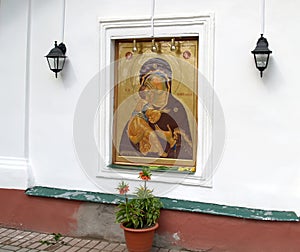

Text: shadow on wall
xmin=261 ymin=58 xmax=284 ymax=91
xmin=60 ymin=60 xmax=78 ymax=89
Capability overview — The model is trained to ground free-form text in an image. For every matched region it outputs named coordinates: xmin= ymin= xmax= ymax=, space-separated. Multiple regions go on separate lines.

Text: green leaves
xmin=115 ymin=168 xmax=163 ymax=229
xmin=115 ymin=194 xmax=163 ymax=229
xmin=40 ymin=233 xmax=67 ymax=246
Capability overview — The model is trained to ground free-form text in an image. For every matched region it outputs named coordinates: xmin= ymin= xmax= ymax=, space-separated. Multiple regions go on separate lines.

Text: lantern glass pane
xmin=46 ymin=57 xmax=65 ymax=72
xmin=58 ymin=57 xmax=65 ymax=70
xmin=47 ymin=57 xmax=56 ymax=70
xmin=54 ymin=58 xmax=59 ymax=69
xmin=255 ymin=53 xmax=268 ymax=68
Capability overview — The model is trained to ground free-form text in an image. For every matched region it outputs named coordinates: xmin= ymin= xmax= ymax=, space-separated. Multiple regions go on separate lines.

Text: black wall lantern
xmin=251 ymin=34 xmax=272 ymax=77
xmin=45 ymin=41 xmax=67 ymax=78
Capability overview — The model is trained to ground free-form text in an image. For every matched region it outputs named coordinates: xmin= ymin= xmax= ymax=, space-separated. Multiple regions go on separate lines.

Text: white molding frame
xmin=97 ymin=14 xmax=215 ymax=187
xmin=0 ymin=156 xmax=29 ymax=189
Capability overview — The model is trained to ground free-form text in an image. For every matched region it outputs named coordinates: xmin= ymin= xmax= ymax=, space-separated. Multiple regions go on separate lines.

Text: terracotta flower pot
xmin=120 ymin=223 xmax=159 ymax=252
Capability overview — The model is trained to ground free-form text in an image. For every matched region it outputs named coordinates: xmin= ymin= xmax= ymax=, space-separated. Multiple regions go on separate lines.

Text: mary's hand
xmin=154 ymin=124 xmax=176 ymax=147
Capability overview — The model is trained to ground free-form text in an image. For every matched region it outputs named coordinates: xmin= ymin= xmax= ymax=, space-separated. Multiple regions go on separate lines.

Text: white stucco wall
xmin=1 ymin=0 xmax=300 ymax=215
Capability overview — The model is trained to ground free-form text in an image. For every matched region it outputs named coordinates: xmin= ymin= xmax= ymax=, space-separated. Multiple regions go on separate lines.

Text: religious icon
xmin=112 ymin=38 xmax=198 ymax=171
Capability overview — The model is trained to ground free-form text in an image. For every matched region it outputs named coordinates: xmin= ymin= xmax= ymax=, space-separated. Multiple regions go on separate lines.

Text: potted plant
xmin=115 ymin=168 xmax=163 ymax=252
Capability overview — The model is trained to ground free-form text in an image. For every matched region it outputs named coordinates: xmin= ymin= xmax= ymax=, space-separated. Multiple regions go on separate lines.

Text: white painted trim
xmin=97 ymin=14 xmax=215 ymax=187
xmin=0 ymin=1 xmax=33 ymax=191
xmin=24 ymin=0 xmax=31 ymax=159
xmin=0 ymin=157 xmax=28 ymax=168
xmin=0 ymin=156 xmax=29 ymax=189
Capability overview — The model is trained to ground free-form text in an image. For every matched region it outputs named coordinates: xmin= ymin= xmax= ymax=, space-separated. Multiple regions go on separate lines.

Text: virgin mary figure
xmin=119 ymin=58 xmax=193 ymax=161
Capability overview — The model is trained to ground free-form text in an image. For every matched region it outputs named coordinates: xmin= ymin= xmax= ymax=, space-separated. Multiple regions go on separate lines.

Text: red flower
xmin=119 ymin=185 xmax=129 ymax=195
xmin=139 ymin=169 xmax=151 ymax=181
xmin=117 ymin=181 xmax=129 ymax=195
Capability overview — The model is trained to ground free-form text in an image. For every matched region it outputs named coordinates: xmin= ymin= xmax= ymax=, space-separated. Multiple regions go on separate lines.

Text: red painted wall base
xmin=158 ymin=210 xmax=300 ymax=251
xmin=0 ymin=189 xmax=80 ymax=234
xmin=0 ymin=189 xmax=300 ymax=251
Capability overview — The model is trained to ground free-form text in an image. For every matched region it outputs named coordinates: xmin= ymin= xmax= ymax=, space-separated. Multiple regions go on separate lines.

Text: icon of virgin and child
xmin=118 ymin=57 xmax=194 ymax=163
